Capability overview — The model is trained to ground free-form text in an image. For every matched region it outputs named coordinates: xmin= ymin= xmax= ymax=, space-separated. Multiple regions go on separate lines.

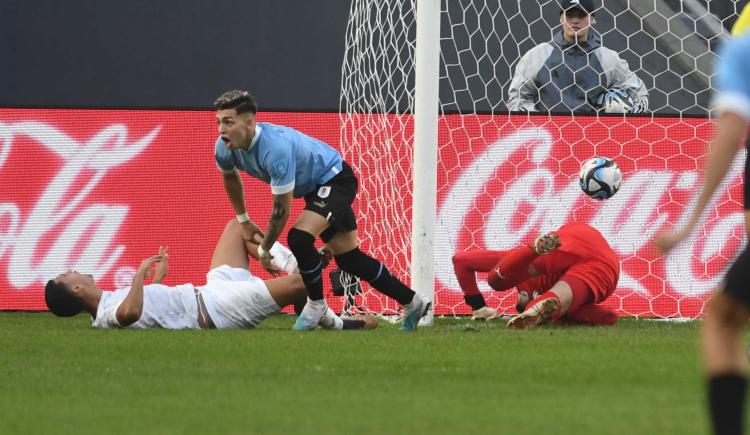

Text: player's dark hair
xmin=214 ymin=90 xmax=257 ymax=114
xmin=45 ymin=279 xmax=84 ymax=317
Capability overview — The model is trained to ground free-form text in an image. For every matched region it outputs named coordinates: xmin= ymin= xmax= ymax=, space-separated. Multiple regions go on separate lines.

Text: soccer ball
xmin=598 ymin=89 xmax=634 ymax=113
xmin=579 ymin=157 xmax=622 ymax=200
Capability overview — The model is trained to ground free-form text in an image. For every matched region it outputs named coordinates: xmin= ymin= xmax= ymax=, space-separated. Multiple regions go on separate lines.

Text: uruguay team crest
xmin=317 ymin=186 xmax=331 ymax=198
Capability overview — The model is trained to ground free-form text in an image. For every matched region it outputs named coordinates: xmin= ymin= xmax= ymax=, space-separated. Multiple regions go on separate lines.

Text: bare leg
xmin=703 ymin=292 xmax=750 ymax=374
xmin=703 ymin=292 xmax=750 ymax=435
xmin=210 ymin=220 xmax=251 ymax=270
xmin=264 ymin=275 xmax=307 ymax=308
xmin=324 ymin=228 xmax=358 ymax=254
xmin=701 ymin=209 xmax=750 ymax=435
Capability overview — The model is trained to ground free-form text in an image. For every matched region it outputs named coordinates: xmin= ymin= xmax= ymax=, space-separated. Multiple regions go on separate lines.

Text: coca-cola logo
xmin=436 ymin=125 xmax=745 ymax=298
xmin=0 ymin=120 xmax=160 ymax=288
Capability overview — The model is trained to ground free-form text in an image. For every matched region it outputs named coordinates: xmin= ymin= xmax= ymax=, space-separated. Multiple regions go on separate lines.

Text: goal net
xmin=339 ymin=0 xmax=746 ymax=319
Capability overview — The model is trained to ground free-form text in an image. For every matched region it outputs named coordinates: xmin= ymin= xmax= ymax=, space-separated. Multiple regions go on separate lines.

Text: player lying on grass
xmin=44 ymin=219 xmax=377 ymax=330
xmin=452 ymin=222 xmax=619 ymax=328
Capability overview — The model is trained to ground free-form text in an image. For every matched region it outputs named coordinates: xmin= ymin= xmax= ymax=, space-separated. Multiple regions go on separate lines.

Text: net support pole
xmin=412 ymin=0 xmax=440 ymax=325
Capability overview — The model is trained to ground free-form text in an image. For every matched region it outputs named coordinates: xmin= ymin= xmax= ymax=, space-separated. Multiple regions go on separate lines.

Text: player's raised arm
xmin=258 ymin=136 xmax=297 ymax=275
xmin=655 ymin=113 xmax=748 ymax=254
xmin=116 ymin=253 xmax=163 ymax=326
xmin=150 ymin=246 xmax=169 ymax=284
xmin=221 ymin=169 xmax=264 ymax=245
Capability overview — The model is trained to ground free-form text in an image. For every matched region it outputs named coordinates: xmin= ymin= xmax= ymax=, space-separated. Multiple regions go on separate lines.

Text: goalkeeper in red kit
xmin=452 ymin=222 xmax=619 ymax=328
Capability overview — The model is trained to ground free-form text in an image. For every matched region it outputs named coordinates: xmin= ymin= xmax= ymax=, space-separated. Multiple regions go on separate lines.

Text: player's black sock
xmin=293 ymin=299 xmax=305 ymax=315
xmin=334 ymin=248 xmax=414 ymax=305
xmin=288 ymin=228 xmax=324 ymax=301
xmin=464 ymin=294 xmax=486 ymax=311
xmin=708 ymin=373 xmax=747 ymax=435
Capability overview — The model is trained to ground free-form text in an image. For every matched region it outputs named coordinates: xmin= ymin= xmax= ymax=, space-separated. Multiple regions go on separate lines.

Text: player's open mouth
xmin=222 ymin=137 xmax=231 ymax=147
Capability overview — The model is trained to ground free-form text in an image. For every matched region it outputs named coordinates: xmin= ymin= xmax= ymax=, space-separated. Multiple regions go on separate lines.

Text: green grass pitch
xmin=0 ymin=313 xmax=720 ymax=434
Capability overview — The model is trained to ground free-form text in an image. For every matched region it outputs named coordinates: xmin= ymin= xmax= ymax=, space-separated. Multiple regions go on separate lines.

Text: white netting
xmin=339 ymin=0 xmax=747 ymax=319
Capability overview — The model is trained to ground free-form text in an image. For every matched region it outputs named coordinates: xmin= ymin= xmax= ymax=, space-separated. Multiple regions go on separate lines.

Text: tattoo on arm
xmin=264 ymin=194 xmax=290 ymax=248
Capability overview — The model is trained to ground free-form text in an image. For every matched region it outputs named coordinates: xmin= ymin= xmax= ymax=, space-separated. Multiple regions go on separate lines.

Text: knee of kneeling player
xmin=486 ymin=274 xmax=506 ymax=291
xmin=287 ymin=228 xmax=315 ymax=253
xmin=452 ymin=252 xmax=469 ymax=268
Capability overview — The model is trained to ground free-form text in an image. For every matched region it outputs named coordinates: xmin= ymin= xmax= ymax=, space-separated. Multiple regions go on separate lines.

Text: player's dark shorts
xmin=720 ymin=245 xmax=750 ymax=308
xmin=729 ymin=146 xmax=750 ymax=305
xmin=304 ymin=161 xmax=358 ymax=242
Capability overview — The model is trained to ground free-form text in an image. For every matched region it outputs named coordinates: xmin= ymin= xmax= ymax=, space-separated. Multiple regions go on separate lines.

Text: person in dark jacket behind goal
xmin=507 ymin=0 xmax=649 ymax=114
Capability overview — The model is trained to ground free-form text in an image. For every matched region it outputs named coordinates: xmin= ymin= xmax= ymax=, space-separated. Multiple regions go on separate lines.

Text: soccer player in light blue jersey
xmin=213 ymin=90 xmax=430 ymax=331
xmin=656 ymin=9 xmax=750 ymax=434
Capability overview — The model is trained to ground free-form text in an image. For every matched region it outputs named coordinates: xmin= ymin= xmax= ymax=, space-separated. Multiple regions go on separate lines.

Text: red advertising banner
xmin=0 ymin=109 xmax=734 ymax=318
xmin=0 ymin=109 xmax=339 ymax=311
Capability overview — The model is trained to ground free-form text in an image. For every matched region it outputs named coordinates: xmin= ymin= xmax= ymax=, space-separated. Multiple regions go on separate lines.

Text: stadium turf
xmin=0 ymin=313 xmax=720 ymax=434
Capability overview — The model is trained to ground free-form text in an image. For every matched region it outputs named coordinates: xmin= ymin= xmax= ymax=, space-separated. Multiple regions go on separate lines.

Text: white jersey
xmin=90 ymin=243 xmax=295 ymax=329
xmin=91 ymin=283 xmax=199 ymax=329
xmin=90 ymin=266 xmax=287 ymax=329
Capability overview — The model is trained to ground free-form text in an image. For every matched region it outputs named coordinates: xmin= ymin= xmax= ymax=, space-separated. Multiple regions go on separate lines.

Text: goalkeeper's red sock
xmin=565 ymin=304 xmax=618 ymax=326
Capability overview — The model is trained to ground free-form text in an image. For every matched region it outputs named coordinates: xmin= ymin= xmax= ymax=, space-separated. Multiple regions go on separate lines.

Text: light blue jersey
xmin=215 ymin=123 xmax=343 ymax=198
xmin=714 ymin=34 xmax=750 ymax=120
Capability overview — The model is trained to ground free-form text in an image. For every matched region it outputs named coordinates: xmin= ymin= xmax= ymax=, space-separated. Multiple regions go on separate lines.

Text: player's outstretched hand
xmin=152 ymin=246 xmax=169 ymax=283
xmin=259 ymin=251 xmax=282 ymax=277
xmin=138 ymin=252 xmax=166 ymax=277
xmin=533 ymin=234 xmax=561 ymax=255
xmin=240 ymin=221 xmax=265 ymax=245
xmin=654 ymin=229 xmax=689 ymax=255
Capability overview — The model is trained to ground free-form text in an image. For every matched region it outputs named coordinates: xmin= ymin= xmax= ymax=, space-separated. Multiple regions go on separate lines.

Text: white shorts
xmin=198 ymin=265 xmax=280 ymax=329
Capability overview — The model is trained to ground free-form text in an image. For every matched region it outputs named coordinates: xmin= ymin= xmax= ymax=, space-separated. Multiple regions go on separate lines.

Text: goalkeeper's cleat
xmin=506 ymin=297 xmax=559 ymax=329
xmin=399 ymin=294 xmax=431 ymax=331
xmin=342 ymin=315 xmax=379 ymax=330
xmin=471 ymin=306 xmax=499 ymax=321
xmin=293 ymin=297 xmax=328 ymax=331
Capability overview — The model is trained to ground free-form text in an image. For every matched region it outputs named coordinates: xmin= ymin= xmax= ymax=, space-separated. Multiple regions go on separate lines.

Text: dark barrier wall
xmin=0 ymin=0 xmax=744 ymax=113
xmin=0 ymin=0 xmax=351 ymax=110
